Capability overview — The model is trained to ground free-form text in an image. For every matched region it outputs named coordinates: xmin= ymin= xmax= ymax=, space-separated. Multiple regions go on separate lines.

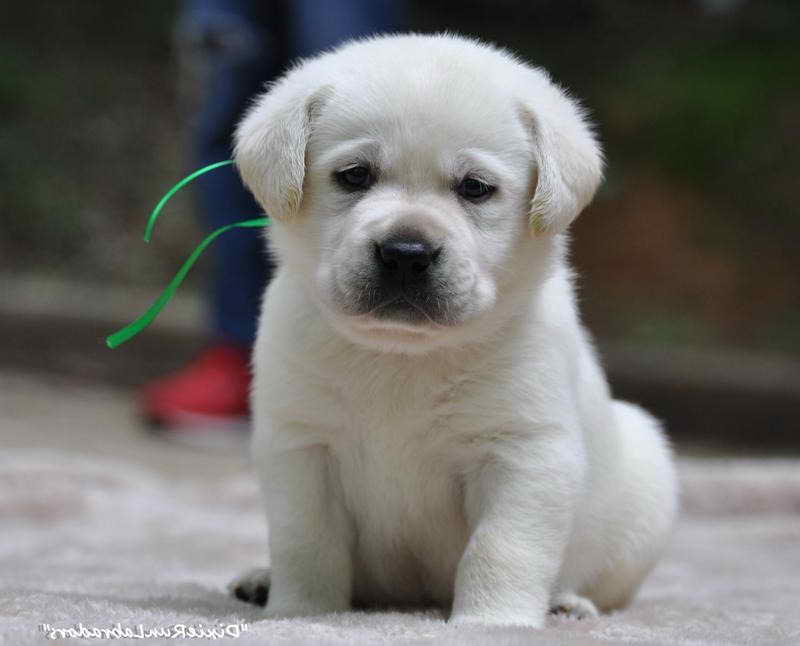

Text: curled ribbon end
xmin=143 ymin=159 xmax=235 ymax=243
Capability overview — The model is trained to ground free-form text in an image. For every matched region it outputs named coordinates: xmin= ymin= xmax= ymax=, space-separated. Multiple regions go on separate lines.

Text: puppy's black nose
xmin=376 ymin=236 xmax=441 ymax=280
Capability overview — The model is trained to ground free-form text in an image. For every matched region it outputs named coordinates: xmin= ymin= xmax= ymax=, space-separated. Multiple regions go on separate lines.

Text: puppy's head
xmin=236 ymin=34 xmax=602 ymax=353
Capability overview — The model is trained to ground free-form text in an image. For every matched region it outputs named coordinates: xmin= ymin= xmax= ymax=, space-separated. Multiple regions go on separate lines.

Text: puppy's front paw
xmin=550 ymin=592 xmax=599 ymax=620
xmin=228 ymin=567 xmax=271 ymax=607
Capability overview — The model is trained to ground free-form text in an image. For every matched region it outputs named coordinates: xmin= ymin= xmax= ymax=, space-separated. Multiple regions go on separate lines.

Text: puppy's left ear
xmin=234 ymin=78 xmax=333 ymax=221
xmin=519 ymin=71 xmax=604 ymax=235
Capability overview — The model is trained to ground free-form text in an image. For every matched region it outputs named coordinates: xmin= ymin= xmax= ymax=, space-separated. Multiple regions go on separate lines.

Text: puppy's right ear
xmin=234 ymin=80 xmax=332 ymax=221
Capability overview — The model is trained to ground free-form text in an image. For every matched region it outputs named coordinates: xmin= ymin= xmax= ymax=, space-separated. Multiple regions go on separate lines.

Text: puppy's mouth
xmin=343 ymin=275 xmax=461 ymax=328
xmin=368 ymin=292 xmax=444 ymax=326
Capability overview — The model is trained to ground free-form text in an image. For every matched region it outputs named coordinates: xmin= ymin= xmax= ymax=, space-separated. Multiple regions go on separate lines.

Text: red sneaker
xmin=140 ymin=344 xmax=252 ymax=435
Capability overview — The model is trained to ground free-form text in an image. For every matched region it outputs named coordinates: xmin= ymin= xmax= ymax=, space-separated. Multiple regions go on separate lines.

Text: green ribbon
xmin=144 ymin=160 xmax=236 ymax=243
xmin=106 ymin=161 xmax=270 ymax=349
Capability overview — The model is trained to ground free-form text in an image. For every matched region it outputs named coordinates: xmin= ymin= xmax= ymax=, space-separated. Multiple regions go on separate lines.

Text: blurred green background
xmin=1 ymin=0 xmax=798 ymax=360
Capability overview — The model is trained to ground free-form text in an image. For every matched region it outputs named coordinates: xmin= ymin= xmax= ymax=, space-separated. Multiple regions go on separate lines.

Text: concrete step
xmin=2 ymin=273 xmax=797 ymax=452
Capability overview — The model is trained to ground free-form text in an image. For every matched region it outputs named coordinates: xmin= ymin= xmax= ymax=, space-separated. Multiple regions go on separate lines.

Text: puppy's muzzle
xmin=349 ymin=229 xmax=453 ymax=325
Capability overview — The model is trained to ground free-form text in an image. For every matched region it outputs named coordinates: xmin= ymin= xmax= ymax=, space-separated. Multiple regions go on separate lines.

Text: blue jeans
xmin=177 ymin=0 xmax=403 ymax=347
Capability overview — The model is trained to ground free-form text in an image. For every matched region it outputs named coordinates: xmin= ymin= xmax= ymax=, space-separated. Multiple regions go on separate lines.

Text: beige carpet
xmin=1 ymin=375 xmax=798 ymax=645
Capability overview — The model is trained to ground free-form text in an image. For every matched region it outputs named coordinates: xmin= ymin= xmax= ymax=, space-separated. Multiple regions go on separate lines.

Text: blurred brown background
xmin=1 ymin=0 xmax=798 ymax=452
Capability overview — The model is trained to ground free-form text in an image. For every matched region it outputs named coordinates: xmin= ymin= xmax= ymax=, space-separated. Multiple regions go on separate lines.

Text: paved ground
xmin=0 ymin=371 xmax=248 ymax=479
xmin=2 ymin=370 xmax=800 ymax=645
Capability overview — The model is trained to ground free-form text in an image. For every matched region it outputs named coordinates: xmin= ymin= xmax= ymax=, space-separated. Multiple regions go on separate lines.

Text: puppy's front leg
xmin=451 ymin=433 xmax=582 ymax=628
xmin=261 ymin=443 xmax=354 ymax=618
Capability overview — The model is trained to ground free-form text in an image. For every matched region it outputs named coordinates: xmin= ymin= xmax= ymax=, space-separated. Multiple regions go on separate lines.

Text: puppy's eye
xmin=335 ymin=166 xmax=372 ymax=191
xmin=457 ymin=177 xmax=494 ymax=201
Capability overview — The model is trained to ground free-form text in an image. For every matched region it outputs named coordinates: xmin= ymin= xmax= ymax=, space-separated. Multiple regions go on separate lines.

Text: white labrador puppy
xmin=230 ymin=33 xmax=677 ymax=628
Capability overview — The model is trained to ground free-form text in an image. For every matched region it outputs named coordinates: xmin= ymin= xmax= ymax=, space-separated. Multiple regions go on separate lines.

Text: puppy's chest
xmin=328 ymin=401 xmax=470 ymax=605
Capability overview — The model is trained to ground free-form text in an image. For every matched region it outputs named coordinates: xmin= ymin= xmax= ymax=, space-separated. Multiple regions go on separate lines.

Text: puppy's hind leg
xmin=229 ymin=567 xmax=271 ymax=607
xmin=584 ymin=401 xmax=677 ymax=612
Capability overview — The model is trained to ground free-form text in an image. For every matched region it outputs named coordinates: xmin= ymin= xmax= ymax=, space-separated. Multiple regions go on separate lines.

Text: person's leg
xmin=141 ymin=1 xmax=286 ymax=434
xmin=178 ymin=0 xmax=286 ymax=348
